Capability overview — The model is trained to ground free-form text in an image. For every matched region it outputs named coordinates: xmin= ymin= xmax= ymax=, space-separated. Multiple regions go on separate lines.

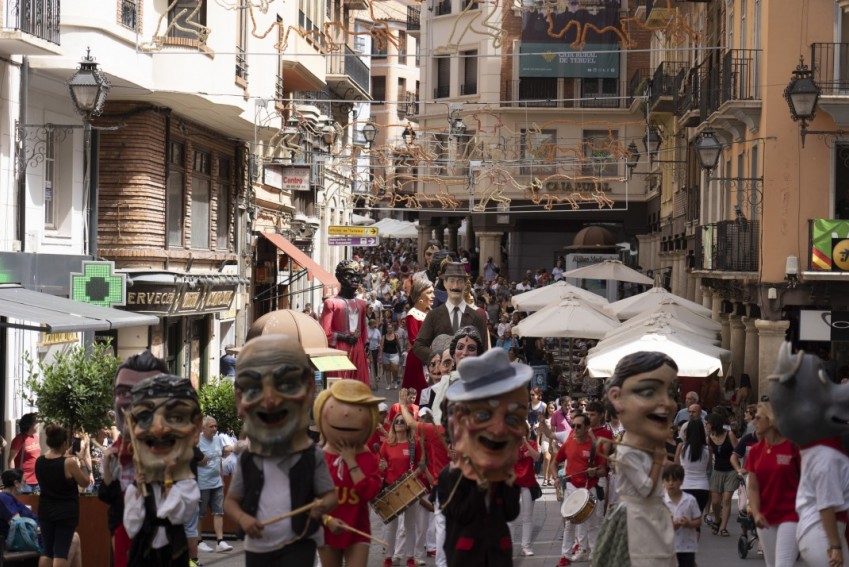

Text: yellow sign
xmin=311 ymin=355 xmax=357 ymax=372
xmin=833 ymin=238 xmax=849 ymax=271
xmin=328 ymin=226 xmax=379 ymax=237
xmin=37 ymin=332 xmax=80 ymax=347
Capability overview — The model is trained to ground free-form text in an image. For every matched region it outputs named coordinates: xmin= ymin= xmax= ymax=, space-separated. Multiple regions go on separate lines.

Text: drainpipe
xmin=17 ymin=56 xmax=28 ymax=252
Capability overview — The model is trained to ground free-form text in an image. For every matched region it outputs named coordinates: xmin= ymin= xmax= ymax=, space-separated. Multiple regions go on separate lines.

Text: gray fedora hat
xmin=447 ymin=347 xmax=533 ymax=402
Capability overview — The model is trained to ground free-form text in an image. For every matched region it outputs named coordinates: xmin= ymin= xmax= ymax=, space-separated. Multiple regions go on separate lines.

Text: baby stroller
xmin=736 ymin=480 xmax=759 ymax=559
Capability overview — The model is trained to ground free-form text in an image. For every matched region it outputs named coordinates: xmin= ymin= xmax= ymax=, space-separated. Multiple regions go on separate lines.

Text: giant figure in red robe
xmin=320 ymin=260 xmax=370 ymax=386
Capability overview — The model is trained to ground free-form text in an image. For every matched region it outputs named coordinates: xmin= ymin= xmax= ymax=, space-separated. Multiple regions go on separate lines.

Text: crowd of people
xmin=0 ymin=235 xmax=846 ymax=567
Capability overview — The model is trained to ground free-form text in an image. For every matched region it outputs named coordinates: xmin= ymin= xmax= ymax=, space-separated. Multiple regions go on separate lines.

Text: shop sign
xmin=176 ymin=289 xmax=204 ymax=313
xmin=126 ymin=285 xmax=179 ymax=314
xmin=203 ymin=287 xmax=236 ymax=312
xmin=281 ymin=167 xmax=311 ymax=192
xmin=37 ymin=332 xmax=79 ymax=347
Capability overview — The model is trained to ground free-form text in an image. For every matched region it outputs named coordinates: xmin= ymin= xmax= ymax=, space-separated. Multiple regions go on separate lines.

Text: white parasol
xmin=606 ymin=287 xmax=712 ymax=320
xmin=562 ymin=259 xmax=654 ymax=285
xmin=511 ymin=280 xmax=609 ymax=312
xmin=513 ymin=294 xmax=620 ymax=339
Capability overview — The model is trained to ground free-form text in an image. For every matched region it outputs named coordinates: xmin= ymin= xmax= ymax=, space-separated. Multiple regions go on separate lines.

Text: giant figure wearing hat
xmin=223 ymin=335 xmax=338 ymax=565
xmin=413 ymin=262 xmax=488 ymax=366
xmin=122 ymin=374 xmax=202 ymax=567
xmin=320 ymin=260 xmax=371 ymax=386
xmin=436 ymin=347 xmax=532 ymax=567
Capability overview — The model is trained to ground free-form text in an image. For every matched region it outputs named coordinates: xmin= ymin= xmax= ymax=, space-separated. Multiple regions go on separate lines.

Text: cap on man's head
xmin=440 ymin=262 xmax=468 ymax=279
xmin=378 ymin=402 xmax=389 ymax=413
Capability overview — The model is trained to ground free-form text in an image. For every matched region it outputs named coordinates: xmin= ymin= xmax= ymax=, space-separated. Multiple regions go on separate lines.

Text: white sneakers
xmin=570 ymin=550 xmax=590 ymax=562
xmin=198 ymin=541 xmax=232 ymax=553
xmin=520 ymin=548 xmax=535 ymax=556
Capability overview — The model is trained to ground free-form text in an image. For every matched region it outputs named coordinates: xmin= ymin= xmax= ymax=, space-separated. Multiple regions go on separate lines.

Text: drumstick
xmin=323 ymin=514 xmax=389 ymax=547
xmin=261 ymin=500 xmax=321 ymax=527
xmin=122 ymin=410 xmax=147 ymax=497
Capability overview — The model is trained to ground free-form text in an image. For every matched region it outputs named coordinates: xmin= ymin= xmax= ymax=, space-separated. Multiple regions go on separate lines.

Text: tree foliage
xmin=23 ymin=342 xmax=120 ymax=434
xmin=198 ymin=377 xmax=240 ymax=435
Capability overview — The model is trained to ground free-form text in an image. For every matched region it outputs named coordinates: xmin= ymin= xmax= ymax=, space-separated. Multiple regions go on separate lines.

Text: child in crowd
xmin=662 ymin=464 xmax=702 ymax=567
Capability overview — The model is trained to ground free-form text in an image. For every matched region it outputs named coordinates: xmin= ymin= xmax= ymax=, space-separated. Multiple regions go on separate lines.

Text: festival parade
xmin=1 ymin=1 xmax=849 ymax=566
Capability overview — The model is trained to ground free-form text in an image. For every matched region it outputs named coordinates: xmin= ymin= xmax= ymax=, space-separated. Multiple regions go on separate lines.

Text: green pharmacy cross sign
xmin=70 ymin=261 xmax=127 ymax=307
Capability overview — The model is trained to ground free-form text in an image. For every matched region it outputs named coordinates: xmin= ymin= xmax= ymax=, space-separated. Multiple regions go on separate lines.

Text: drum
xmin=561 ymin=488 xmax=596 ymax=524
xmin=371 ymin=471 xmax=427 ymax=524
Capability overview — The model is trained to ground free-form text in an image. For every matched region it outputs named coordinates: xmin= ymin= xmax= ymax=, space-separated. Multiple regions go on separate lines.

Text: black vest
xmin=239 ymin=446 xmax=320 ymax=538
xmin=127 ymin=485 xmax=188 ymax=567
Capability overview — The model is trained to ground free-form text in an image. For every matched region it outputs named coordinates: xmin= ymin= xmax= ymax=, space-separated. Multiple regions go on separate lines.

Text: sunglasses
xmin=393 ymin=419 xmax=406 ymax=425
xmin=571 ymin=423 xmax=584 ymax=429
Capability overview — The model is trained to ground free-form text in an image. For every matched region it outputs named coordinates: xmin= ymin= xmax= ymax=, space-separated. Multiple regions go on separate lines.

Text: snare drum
xmin=371 ymin=471 xmax=427 ymax=524
xmin=561 ymin=487 xmax=596 ymax=524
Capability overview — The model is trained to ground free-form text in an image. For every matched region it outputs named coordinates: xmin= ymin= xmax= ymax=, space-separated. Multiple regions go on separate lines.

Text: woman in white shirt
xmin=675 ymin=418 xmax=712 ymax=516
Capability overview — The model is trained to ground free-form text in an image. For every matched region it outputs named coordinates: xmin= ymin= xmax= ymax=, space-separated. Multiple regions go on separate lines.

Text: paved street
xmin=198 ymin=481 xmax=803 ymax=566
xmin=194 ymin=380 xmax=804 ymax=567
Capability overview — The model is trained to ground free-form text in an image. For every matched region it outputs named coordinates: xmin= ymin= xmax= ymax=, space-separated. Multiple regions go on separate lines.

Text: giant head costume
xmin=446 ymin=347 xmax=532 ymax=485
xmin=336 ymin=259 xmax=363 ymax=298
xmin=769 ymin=341 xmax=849 ymax=447
xmin=235 ymin=334 xmax=315 ymax=456
xmin=128 ymin=374 xmax=201 ymax=483
xmin=313 ymin=379 xmax=384 ymax=451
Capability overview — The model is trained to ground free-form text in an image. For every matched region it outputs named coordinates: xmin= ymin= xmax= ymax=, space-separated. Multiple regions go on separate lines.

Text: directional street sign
xmin=328 ymin=225 xmax=379 ymax=237
xmin=328 ymin=236 xmax=379 ymax=247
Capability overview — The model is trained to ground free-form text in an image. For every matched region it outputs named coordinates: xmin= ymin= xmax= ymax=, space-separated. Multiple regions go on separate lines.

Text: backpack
xmin=6 ymin=516 xmax=43 ymax=554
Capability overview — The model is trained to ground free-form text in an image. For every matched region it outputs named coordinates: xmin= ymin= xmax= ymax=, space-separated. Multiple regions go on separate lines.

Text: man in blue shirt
xmin=197 ymin=417 xmax=233 ymax=554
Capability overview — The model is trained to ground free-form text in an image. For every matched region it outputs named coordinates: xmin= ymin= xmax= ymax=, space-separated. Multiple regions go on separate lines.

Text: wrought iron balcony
xmin=503 ymin=79 xmax=558 ymax=108
xmin=436 ymin=0 xmax=451 ymax=16
xmin=628 ymin=68 xmax=652 ymax=106
xmin=460 ymin=83 xmax=477 ymax=96
xmin=648 ymin=61 xmax=688 ymax=113
xmin=696 ymin=49 xmax=761 ymax=120
xmin=5 ymin=0 xmax=60 ymax=44
xmin=811 ymin=43 xmax=849 ymax=95
xmin=294 ymin=89 xmax=331 ymax=115
xmin=675 ymin=61 xmax=707 ymax=126
xmin=580 ymin=80 xmax=628 ymax=109
xmin=120 ymin=0 xmax=138 ymax=31
xmin=434 ymin=85 xmax=450 ymax=99
xmin=327 ymin=45 xmax=370 ymax=96
xmin=695 ymin=219 xmax=759 ymax=272
xmin=407 ymin=6 xmax=420 ymax=32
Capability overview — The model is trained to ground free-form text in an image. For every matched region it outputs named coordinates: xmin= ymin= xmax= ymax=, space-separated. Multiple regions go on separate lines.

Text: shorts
xmin=200 ymin=485 xmax=225 ymax=516
xmin=709 ymin=469 xmax=739 ymax=493
xmin=382 ymin=353 xmax=400 ymax=365
xmin=40 ymin=519 xmax=75 ymax=559
xmin=184 ymin=502 xmax=200 ymax=537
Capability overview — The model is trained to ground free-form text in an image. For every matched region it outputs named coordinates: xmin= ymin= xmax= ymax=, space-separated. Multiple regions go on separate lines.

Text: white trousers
xmin=756 ymin=522 xmax=798 ymax=567
xmin=798 ymin=521 xmax=848 ymax=567
xmin=435 ymin=498 xmax=447 ymax=567
xmin=508 ymin=487 xmax=535 ymax=550
xmin=413 ymin=502 xmax=430 ymax=559
xmin=560 ymin=483 xmax=602 ymax=555
xmin=385 ymin=506 xmax=417 ymax=560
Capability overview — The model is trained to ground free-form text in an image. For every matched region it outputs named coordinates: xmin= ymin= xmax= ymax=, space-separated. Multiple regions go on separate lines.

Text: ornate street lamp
xmin=67 ymin=48 xmax=110 ymax=259
xmin=626 ymin=140 xmax=640 ymax=174
xmin=784 ymin=58 xmax=820 ymax=129
xmin=68 ymin=48 xmax=111 ymax=119
xmin=694 ymin=129 xmax=723 ymax=171
xmin=450 ymin=116 xmax=466 ymax=138
xmin=402 ymin=124 xmax=416 ymax=145
xmin=362 ymin=122 xmax=378 ymax=149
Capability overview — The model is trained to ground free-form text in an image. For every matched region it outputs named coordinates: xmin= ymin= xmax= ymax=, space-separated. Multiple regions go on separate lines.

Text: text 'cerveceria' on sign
xmin=328 ymin=226 xmax=379 ymax=236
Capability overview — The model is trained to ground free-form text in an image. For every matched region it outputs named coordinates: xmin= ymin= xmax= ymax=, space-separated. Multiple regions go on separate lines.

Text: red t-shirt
xmin=555 ymin=435 xmax=597 ymax=489
xmin=417 ymin=423 xmax=449 ymax=486
xmin=514 ymin=440 xmax=539 ymax=488
xmin=323 ymin=450 xmax=382 ymax=548
xmin=387 ymin=403 xmax=419 ymax=427
xmin=10 ymin=434 xmax=40 ymax=485
xmin=746 ymin=439 xmax=801 ymax=525
xmin=380 ymin=439 xmax=420 ymax=485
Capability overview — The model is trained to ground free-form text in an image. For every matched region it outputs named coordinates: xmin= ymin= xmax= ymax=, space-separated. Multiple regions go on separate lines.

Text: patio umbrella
xmin=586 ymin=332 xmax=731 ymax=378
xmin=513 ymin=294 xmax=620 ymax=339
xmin=599 ymin=321 xmax=720 ymax=349
xmin=606 ymin=287 xmax=712 ymax=320
xmin=605 ymin=312 xmax=719 ymax=343
xmin=562 ymin=259 xmax=654 ymax=285
xmin=511 ymin=280 xmax=608 ymax=312
xmin=621 ymin=300 xmax=721 ymax=332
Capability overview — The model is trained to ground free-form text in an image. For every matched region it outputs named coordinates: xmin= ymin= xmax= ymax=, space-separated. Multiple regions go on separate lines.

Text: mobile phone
xmin=72 ymin=438 xmax=82 ymax=454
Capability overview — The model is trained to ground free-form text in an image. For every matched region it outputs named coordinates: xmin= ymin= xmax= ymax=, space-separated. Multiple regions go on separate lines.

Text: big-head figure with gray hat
xmin=413 ymin=262 xmax=488 ymax=366
xmin=436 ymin=347 xmax=532 ymax=567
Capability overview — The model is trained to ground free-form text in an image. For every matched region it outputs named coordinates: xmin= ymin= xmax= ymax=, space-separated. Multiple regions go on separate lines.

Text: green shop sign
xmin=519 ymin=44 xmax=619 ymax=78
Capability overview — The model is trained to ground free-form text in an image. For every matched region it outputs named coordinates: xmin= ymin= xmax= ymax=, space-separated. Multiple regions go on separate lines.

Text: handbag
xmin=529 ymin=483 xmax=543 ymax=501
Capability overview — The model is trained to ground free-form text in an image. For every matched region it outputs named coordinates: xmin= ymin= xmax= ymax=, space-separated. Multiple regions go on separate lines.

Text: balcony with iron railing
xmin=580 ymin=80 xmax=628 ymax=109
xmin=1 ymin=0 xmax=61 ymax=50
xmin=405 ymin=92 xmax=419 ymax=116
xmin=327 ymin=45 xmax=370 ymax=98
xmin=294 ymin=89 xmax=331 ymax=115
xmin=810 ymin=43 xmax=849 ymax=125
xmin=503 ymin=79 xmax=558 ymax=108
xmin=407 ymin=6 xmax=420 ymax=33
xmin=434 ymin=85 xmax=450 ymax=99
xmin=675 ymin=61 xmax=707 ymax=127
xmin=698 ymin=49 xmax=761 ymax=122
xmin=648 ymin=61 xmax=688 ymax=113
xmin=461 ymin=83 xmax=477 ymax=96
xmin=695 ymin=219 xmax=759 ymax=273
xmin=397 ymin=89 xmax=408 ymax=117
